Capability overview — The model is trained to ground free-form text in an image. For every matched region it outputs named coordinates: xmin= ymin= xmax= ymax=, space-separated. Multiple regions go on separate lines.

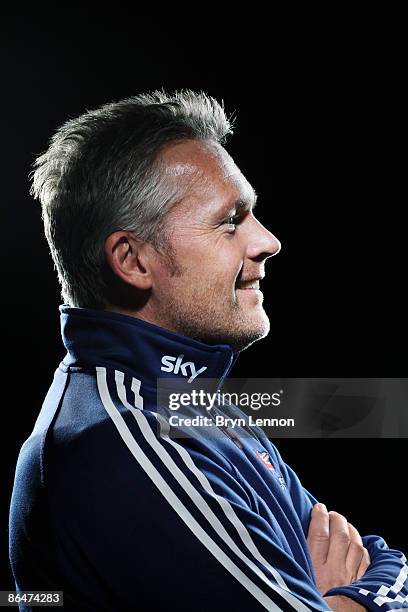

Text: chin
xmin=227 ymin=313 xmax=270 ymax=352
xmin=247 ymin=308 xmax=270 ymax=336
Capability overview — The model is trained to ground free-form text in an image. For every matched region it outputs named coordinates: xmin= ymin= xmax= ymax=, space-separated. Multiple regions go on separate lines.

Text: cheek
xmin=168 ymin=234 xmax=243 ymax=287
xmin=209 ymin=255 xmax=243 ymax=292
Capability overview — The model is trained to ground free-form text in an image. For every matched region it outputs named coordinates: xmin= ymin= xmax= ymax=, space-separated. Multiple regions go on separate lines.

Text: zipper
xmin=211 ymin=403 xmax=244 ymax=449
xmin=214 ymin=351 xmax=243 ymax=449
xmin=216 ymin=351 xmax=237 ymax=393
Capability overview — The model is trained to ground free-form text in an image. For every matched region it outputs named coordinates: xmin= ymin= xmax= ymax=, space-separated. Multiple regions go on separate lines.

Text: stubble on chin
xmin=155 ymin=247 xmax=269 ymax=350
xmin=160 ymin=285 xmax=270 ymax=352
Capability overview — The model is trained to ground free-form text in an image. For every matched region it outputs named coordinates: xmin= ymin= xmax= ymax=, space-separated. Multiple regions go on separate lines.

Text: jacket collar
xmin=60 ymin=305 xmax=239 ymax=391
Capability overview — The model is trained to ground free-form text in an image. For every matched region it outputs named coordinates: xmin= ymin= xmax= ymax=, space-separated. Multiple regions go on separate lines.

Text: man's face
xmin=147 ymin=139 xmax=281 ymax=352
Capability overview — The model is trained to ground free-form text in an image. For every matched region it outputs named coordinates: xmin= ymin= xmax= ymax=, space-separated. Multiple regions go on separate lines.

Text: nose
xmin=245 ymin=217 xmax=281 ymax=261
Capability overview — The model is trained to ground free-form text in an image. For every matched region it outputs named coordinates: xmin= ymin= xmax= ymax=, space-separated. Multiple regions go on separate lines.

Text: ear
xmin=104 ymin=231 xmax=153 ymax=291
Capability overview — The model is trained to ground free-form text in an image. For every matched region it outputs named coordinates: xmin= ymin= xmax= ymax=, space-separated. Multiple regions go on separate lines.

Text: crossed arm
xmin=307 ymin=503 xmax=371 ymax=611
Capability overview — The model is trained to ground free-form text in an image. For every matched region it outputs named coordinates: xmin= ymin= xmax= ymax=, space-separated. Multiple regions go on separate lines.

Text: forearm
xmin=324 ymin=535 xmax=408 ymax=609
xmin=324 ymin=595 xmax=368 ymax=611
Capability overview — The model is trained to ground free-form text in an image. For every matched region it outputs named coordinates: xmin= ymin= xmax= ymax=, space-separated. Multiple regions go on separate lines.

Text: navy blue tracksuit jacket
xmin=9 ymin=306 xmax=408 ymax=610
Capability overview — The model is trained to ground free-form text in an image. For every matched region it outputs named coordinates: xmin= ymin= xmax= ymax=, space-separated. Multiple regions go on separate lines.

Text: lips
xmin=237 ymin=281 xmax=259 ymax=290
xmin=235 ymin=277 xmax=262 ymax=290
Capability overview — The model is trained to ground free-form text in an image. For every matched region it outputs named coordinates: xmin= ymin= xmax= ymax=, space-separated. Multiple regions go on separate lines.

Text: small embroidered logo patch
xmin=255 ymin=450 xmax=287 ymax=489
xmin=256 ymin=450 xmax=275 ymax=471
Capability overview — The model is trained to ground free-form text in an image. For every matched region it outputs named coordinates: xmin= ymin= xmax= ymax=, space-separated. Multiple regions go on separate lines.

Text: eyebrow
xmin=220 ymin=189 xmax=258 ymax=216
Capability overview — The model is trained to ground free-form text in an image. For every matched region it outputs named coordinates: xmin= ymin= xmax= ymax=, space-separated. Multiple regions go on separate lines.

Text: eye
xmin=224 ymin=214 xmax=240 ymax=231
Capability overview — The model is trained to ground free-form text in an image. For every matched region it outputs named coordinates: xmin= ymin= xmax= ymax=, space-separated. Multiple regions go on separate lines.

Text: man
xmin=9 ymin=90 xmax=407 ymax=611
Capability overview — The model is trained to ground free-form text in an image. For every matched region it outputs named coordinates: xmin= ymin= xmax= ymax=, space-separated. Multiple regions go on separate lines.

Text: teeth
xmin=238 ymin=280 xmax=260 ymax=289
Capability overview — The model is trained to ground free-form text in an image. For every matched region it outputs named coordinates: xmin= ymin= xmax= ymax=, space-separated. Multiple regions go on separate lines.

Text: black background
xmin=1 ymin=8 xmax=406 ymax=592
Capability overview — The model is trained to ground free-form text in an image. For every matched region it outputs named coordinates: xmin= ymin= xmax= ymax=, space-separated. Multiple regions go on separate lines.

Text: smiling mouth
xmin=235 ymin=279 xmax=261 ymax=290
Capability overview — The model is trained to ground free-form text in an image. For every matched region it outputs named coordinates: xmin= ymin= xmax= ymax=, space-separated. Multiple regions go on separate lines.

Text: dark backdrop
xmin=1 ymin=8 xmax=405 ymax=592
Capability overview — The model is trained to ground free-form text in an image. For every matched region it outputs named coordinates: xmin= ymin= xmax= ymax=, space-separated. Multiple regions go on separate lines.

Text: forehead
xmin=160 ymin=139 xmax=256 ymax=217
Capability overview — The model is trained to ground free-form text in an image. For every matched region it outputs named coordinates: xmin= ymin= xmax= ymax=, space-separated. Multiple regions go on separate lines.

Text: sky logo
xmin=161 ymin=354 xmax=208 ymax=383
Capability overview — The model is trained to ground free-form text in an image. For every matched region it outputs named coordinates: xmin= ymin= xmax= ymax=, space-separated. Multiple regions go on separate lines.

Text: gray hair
xmin=30 ymin=89 xmax=235 ymax=308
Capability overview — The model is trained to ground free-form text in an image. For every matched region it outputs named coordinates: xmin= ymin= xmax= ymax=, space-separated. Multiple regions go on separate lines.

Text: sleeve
xmin=269 ymin=440 xmax=408 ymax=611
xmin=324 ymin=538 xmax=408 ymax=611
